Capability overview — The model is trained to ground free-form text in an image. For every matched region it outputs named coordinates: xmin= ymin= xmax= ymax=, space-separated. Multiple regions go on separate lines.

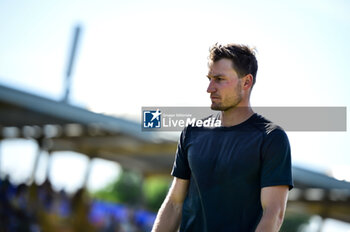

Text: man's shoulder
xmin=251 ymin=113 xmax=286 ymax=136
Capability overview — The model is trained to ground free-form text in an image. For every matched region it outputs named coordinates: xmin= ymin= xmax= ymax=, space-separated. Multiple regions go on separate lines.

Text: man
xmin=152 ymin=43 xmax=293 ymax=232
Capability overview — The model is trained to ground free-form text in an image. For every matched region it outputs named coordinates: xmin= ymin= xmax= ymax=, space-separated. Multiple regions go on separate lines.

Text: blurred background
xmin=0 ymin=0 xmax=350 ymax=231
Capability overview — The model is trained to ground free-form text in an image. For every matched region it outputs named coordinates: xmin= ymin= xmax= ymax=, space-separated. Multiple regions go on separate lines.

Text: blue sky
xmin=0 ymin=0 xmax=350 ymax=229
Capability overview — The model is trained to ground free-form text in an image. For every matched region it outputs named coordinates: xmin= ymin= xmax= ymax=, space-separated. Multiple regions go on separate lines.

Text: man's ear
xmin=242 ymin=74 xmax=253 ymax=90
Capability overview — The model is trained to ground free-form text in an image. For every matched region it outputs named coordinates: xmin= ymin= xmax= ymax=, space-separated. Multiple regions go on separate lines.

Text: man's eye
xmin=207 ymin=77 xmax=223 ymax=81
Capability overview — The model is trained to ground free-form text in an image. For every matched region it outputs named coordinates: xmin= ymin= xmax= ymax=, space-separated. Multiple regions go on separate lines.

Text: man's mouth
xmin=210 ymin=95 xmax=220 ymax=100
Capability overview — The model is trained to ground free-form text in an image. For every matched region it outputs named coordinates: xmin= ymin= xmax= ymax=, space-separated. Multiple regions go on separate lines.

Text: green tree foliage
xmin=143 ymin=176 xmax=171 ymax=212
xmin=92 ymin=169 xmax=171 ymax=212
xmin=280 ymin=212 xmax=311 ymax=232
xmin=93 ymin=169 xmax=143 ymax=206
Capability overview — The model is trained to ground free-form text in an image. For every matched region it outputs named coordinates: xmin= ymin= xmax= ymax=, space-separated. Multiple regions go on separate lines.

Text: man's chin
xmin=211 ymin=103 xmax=236 ymax=111
xmin=210 ymin=104 xmax=223 ymax=111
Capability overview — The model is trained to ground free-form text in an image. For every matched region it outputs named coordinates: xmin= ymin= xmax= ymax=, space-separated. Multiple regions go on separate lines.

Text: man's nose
xmin=207 ymin=80 xmax=216 ymax=93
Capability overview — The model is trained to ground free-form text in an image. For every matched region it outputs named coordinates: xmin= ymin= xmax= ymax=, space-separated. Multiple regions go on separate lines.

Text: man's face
xmin=207 ymin=58 xmax=243 ymax=111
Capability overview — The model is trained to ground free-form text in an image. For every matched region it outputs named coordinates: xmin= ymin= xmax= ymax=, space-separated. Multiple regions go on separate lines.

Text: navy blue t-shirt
xmin=171 ymin=113 xmax=293 ymax=232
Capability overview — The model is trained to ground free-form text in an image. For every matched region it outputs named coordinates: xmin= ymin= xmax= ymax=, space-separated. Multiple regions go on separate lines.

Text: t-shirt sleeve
xmin=260 ymin=128 xmax=293 ymax=190
xmin=171 ymin=127 xmax=191 ymax=179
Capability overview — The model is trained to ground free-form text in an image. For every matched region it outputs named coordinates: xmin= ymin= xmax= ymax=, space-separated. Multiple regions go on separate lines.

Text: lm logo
xmin=143 ymin=109 xmax=161 ymax=128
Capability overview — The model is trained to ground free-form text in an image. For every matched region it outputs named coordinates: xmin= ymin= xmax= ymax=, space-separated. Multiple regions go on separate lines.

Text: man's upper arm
xmin=260 ymin=185 xmax=289 ymax=213
xmin=168 ymin=177 xmax=190 ymax=204
xmin=169 ymin=127 xmax=190 ymax=204
xmin=260 ymin=128 xmax=293 ymax=190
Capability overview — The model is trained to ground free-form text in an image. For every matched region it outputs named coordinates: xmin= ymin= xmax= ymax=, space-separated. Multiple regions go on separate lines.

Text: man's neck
xmin=220 ymin=106 xmax=254 ymax=127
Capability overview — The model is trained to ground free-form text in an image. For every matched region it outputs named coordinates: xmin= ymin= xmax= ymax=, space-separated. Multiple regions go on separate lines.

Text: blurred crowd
xmin=0 ymin=176 xmax=156 ymax=232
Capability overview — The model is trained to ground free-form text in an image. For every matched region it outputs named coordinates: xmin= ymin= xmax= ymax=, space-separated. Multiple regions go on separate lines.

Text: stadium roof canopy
xmin=0 ymin=84 xmax=176 ymax=175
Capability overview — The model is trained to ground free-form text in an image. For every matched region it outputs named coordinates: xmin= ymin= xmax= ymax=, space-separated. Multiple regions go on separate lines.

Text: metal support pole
xmin=0 ymin=126 xmax=3 ymax=178
xmin=45 ymin=151 xmax=53 ymax=182
xmin=29 ymin=138 xmax=44 ymax=184
xmin=0 ymin=140 xmax=2 ymax=178
xmin=82 ymin=157 xmax=93 ymax=189
xmin=317 ymin=217 xmax=325 ymax=232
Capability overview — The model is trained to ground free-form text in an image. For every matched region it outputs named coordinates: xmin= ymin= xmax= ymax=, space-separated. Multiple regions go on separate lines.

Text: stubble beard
xmin=210 ymin=84 xmax=243 ymax=112
xmin=210 ymin=95 xmax=242 ymax=111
